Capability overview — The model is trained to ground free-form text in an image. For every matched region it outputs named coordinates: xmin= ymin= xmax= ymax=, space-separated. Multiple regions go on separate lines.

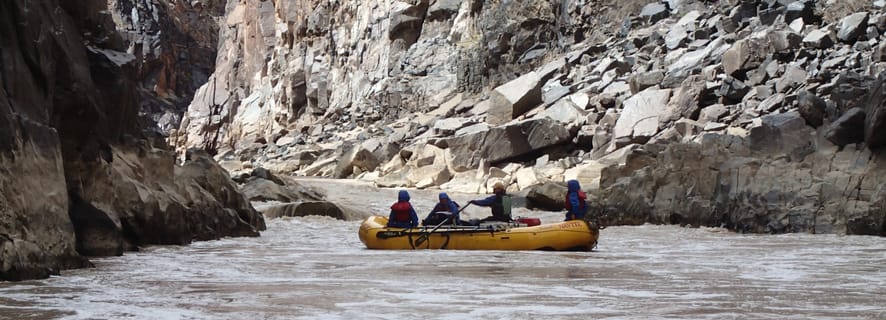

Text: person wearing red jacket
xmin=387 ymin=190 xmax=419 ymax=228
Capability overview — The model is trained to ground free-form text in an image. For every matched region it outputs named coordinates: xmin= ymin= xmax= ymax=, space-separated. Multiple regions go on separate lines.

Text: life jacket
xmin=391 ymin=202 xmax=412 ymax=222
xmin=501 ymin=195 xmax=512 ymax=220
xmin=490 ymin=195 xmax=512 ymax=221
xmin=565 ymin=190 xmax=587 ymax=210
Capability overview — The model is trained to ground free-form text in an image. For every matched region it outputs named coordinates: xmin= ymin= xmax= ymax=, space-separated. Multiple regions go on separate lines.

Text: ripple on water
xmin=0 ymin=219 xmax=884 ymax=319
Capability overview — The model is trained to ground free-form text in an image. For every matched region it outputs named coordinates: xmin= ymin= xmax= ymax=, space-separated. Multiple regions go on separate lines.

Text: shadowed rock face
xmin=865 ymin=73 xmax=886 ymax=149
xmin=0 ymin=0 xmax=263 ymax=281
xmin=1 ymin=0 xmax=100 ymax=281
xmin=86 ymin=0 xmax=224 ymax=134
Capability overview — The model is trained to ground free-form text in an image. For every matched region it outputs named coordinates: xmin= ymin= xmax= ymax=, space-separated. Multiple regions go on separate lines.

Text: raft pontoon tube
xmin=358 ymin=216 xmax=599 ymax=251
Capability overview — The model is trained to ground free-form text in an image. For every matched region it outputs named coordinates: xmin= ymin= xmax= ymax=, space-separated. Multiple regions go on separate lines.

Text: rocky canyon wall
xmin=174 ymin=0 xmax=640 ymax=158
xmin=176 ymin=0 xmax=884 ymax=236
xmin=0 ymin=0 xmax=264 ymax=281
xmin=97 ymin=0 xmax=225 ymax=133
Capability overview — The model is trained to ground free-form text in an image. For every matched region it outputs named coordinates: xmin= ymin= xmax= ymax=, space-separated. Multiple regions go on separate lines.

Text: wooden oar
xmin=414 ymin=203 xmax=470 ymax=247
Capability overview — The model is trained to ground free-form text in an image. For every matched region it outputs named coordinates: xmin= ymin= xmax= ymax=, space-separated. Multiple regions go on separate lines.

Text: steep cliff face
xmin=1 ymin=0 xmax=264 ymax=281
xmin=175 ymin=0 xmax=639 ymax=156
xmin=177 ymin=0 xmax=884 ymax=235
xmin=1 ymin=0 xmax=99 ymax=280
xmin=94 ymin=0 xmax=225 ymax=133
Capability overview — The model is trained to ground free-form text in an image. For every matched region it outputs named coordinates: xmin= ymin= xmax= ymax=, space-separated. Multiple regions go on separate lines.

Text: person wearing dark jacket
xmin=565 ymin=179 xmax=588 ymax=221
xmin=423 ymin=192 xmax=461 ymax=226
xmin=387 ymin=190 xmax=419 ymax=228
xmin=469 ymin=182 xmax=512 ymax=223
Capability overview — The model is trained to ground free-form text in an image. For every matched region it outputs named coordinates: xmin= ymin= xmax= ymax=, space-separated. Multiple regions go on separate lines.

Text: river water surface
xmin=1 ymin=214 xmax=884 ymax=319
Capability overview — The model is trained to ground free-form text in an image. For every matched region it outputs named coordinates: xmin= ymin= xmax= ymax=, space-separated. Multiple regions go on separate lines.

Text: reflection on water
xmin=1 ymin=216 xmax=884 ymax=320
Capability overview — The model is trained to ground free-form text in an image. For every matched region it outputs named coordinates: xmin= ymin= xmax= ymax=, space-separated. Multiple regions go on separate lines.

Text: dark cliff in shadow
xmin=0 ymin=0 xmax=264 ymax=281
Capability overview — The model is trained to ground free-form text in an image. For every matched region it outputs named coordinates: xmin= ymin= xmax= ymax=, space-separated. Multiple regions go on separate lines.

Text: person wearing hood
xmin=468 ymin=182 xmax=512 ymax=223
xmin=423 ymin=192 xmax=462 ymax=226
xmin=387 ymin=190 xmax=419 ymax=228
xmin=565 ymin=179 xmax=588 ymax=221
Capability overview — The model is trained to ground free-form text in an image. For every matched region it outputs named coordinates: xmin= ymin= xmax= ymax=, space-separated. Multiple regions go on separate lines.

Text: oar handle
xmin=414 ymin=202 xmax=472 ymax=247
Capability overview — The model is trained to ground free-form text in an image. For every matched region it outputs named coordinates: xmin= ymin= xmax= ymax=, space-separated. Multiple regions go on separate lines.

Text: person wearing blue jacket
xmin=469 ymin=182 xmax=512 ymax=223
xmin=565 ymin=180 xmax=588 ymax=221
xmin=423 ymin=192 xmax=461 ymax=226
xmin=387 ymin=190 xmax=419 ymax=228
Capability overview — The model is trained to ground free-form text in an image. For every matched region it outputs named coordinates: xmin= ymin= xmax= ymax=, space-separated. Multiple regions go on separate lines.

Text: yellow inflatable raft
xmin=358 ymin=216 xmax=600 ymax=251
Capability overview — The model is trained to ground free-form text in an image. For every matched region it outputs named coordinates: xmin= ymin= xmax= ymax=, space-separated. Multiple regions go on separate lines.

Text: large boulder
xmin=629 ymin=70 xmax=665 ymax=94
xmin=837 ymin=12 xmax=869 ymax=43
xmin=776 ymin=65 xmax=807 ymax=93
xmin=441 ymin=171 xmax=486 ymax=193
xmin=161 ymin=150 xmax=267 ymax=240
xmin=533 ymin=98 xmax=587 ymax=125
xmin=722 ymin=37 xmax=770 ymax=77
xmin=514 ymin=167 xmax=541 ymax=190
xmin=66 ymin=146 xmax=267 ymax=256
xmin=785 ymin=0 xmax=816 ymax=24
xmin=720 ymin=29 xmax=800 ymax=67
xmin=408 ymin=163 xmax=452 ymax=189
xmin=334 ymin=139 xmax=383 ymax=178
xmin=441 ymin=118 xmax=572 ymax=170
xmin=526 ymin=182 xmax=568 ymax=211
xmin=639 ymin=2 xmax=669 ymax=24
xmin=797 ymin=90 xmax=827 ymax=128
xmin=240 ymin=178 xmax=324 ymax=202
xmin=717 ymin=77 xmax=750 ymax=103
xmin=748 ymin=112 xmax=814 ymax=157
xmin=663 ymin=75 xmax=714 ymax=125
xmin=803 ymin=28 xmax=834 ymax=49
xmin=487 ymin=59 xmax=565 ymax=125
xmin=767 ymin=30 xmax=803 ymax=52
xmin=259 ymin=201 xmax=347 ymax=220
xmin=564 ymin=160 xmax=610 ymax=191
xmin=375 ymin=167 xmax=412 ymax=188
xmin=663 ymin=38 xmax=730 ymax=87
xmin=613 ymin=88 xmax=673 ymax=144
xmin=825 ymin=108 xmax=866 ymax=147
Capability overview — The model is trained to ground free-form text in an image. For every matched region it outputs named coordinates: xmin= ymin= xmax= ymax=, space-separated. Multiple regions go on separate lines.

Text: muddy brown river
xmin=2 ymin=180 xmax=884 ymax=319
xmin=1 ymin=214 xmax=884 ymax=319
